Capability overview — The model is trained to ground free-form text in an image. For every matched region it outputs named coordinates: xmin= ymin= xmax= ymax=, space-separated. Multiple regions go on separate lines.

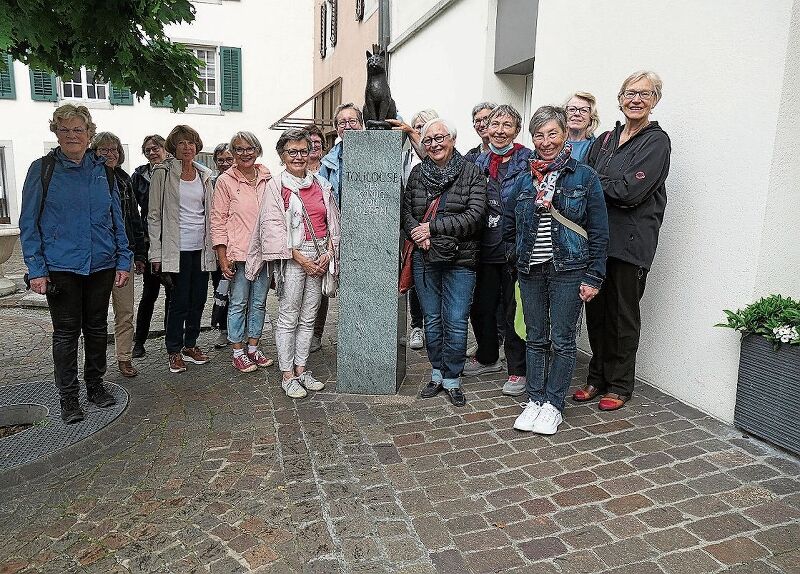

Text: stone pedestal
xmin=0 ymin=226 xmax=20 ymax=297
xmin=336 ymin=130 xmax=406 ymax=394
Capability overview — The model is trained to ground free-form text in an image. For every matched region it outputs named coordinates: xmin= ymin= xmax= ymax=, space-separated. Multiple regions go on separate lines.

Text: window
xmin=0 ymin=54 xmax=15 ymax=100
xmin=62 ymin=67 xmax=107 ymax=100
xmin=190 ymin=47 xmax=217 ymax=106
xmin=195 ymin=152 xmax=215 ymax=172
xmin=0 ymin=145 xmax=10 ymax=223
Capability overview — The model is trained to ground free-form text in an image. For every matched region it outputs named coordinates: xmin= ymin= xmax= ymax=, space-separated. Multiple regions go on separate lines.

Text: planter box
xmin=734 ymin=334 xmax=800 ymax=455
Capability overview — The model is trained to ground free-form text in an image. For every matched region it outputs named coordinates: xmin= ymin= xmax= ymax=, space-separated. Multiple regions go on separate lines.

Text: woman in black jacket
xmin=574 ymin=70 xmax=671 ymax=411
xmin=402 ymin=118 xmax=487 ymax=406
xmin=91 ymin=132 xmax=148 ymax=378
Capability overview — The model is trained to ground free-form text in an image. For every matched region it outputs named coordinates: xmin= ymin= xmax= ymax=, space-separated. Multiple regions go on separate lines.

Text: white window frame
xmin=0 ymin=141 xmax=18 ymax=225
xmin=364 ymin=0 xmax=378 ymax=20
xmin=186 ymin=45 xmax=220 ymax=110
xmin=60 ymin=67 xmax=112 ymax=109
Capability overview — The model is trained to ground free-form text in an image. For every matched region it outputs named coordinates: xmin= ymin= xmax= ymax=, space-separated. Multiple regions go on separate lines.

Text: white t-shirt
xmin=179 ymin=173 xmax=206 ymax=251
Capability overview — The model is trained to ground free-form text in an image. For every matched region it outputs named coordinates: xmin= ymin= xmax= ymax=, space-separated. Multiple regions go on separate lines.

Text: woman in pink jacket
xmin=246 ymin=129 xmax=340 ymax=399
xmin=211 ymin=131 xmax=274 ymax=373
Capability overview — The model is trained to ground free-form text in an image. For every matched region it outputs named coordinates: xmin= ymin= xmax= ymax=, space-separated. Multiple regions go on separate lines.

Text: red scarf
xmin=488 ymin=143 xmax=524 ymax=179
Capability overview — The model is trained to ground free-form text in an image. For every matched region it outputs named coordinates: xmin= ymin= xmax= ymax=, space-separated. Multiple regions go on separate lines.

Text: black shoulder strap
xmin=39 ymin=151 xmax=56 ymax=219
xmin=104 ymin=165 xmax=115 ymax=195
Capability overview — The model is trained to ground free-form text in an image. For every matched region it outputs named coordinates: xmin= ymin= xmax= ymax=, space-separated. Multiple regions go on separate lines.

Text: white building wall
xmin=531 ymin=0 xmax=799 ymax=422
xmin=0 ymin=0 xmax=313 ymax=226
xmin=388 ymin=0 xmax=527 ymax=153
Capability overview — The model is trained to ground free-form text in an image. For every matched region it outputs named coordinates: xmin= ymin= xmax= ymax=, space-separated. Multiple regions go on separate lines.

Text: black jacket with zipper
xmin=402 ymin=161 xmax=487 ymax=269
xmin=586 ymin=121 xmax=671 ymax=270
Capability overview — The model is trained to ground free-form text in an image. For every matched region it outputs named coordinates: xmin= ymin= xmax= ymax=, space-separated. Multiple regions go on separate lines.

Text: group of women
xmin=405 ymin=70 xmax=670 ymax=435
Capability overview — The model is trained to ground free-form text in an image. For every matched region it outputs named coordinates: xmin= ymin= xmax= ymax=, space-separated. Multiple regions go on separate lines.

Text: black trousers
xmin=46 ymin=269 xmax=115 ymax=398
xmin=165 ymin=251 xmax=209 ymax=354
xmin=585 ymin=257 xmax=649 ymax=397
xmin=210 ymin=267 xmax=228 ymax=331
xmin=469 ymin=262 xmax=526 ymax=376
xmin=409 ymin=286 xmax=423 ymax=329
xmin=313 ymin=295 xmax=329 ymax=339
xmin=134 ymin=263 xmax=171 ymax=344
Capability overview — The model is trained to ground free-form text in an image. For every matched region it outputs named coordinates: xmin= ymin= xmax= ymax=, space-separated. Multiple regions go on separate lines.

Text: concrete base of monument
xmin=335 ymin=129 xmax=406 ymax=395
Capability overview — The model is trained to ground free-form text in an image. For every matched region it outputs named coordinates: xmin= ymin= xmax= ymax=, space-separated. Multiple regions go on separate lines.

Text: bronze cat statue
xmin=363 ymin=46 xmax=397 ymax=130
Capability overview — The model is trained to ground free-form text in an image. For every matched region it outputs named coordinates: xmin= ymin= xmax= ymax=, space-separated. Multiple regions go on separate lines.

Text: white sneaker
xmin=309 ymin=336 xmax=322 ymax=353
xmin=408 ymin=327 xmax=424 ymax=350
xmin=466 ymin=342 xmax=478 ymax=357
xmin=531 ymin=402 xmax=563 ymax=435
xmin=299 ymin=371 xmax=325 ymax=391
xmin=503 ymin=375 xmax=526 ymax=396
xmin=513 ymin=401 xmax=543 ymax=432
xmin=282 ymin=377 xmax=308 ymax=399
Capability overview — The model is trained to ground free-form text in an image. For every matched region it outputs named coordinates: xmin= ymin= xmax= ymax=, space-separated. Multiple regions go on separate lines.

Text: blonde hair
xmin=90 ymin=132 xmax=125 ymax=164
xmin=618 ymin=70 xmax=663 ymax=105
xmin=411 ymin=109 xmax=438 ymax=128
xmin=563 ymin=91 xmax=600 ymax=138
xmin=49 ymin=104 xmax=96 ymax=138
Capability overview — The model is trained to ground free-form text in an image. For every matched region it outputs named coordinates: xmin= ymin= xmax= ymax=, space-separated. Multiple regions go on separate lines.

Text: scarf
xmin=281 ymin=170 xmax=315 ymax=195
xmin=420 ymin=150 xmax=465 ymax=198
xmin=529 ymin=142 xmax=572 ymax=209
xmin=488 ymin=143 xmax=524 ymax=180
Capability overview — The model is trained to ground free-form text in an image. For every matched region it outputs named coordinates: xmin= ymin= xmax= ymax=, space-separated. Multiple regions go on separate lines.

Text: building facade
xmin=387 ymin=0 xmax=800 ymax=423
xmin=0 ymin=0 xmax=313 ymax=226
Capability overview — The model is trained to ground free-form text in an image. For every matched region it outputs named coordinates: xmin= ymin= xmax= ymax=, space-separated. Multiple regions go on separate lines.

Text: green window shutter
xmin=29 ymin=68 xmax=58 ymax=102
xmin=0 ymin=54 xmax=16 ymax=99
xmin=150 ymin=95 xmax=173 ymax=108
xmin=220 ymin=46 xmax=242 ymax=112
xmin=109 ymin=84 xmax=133 ymax=105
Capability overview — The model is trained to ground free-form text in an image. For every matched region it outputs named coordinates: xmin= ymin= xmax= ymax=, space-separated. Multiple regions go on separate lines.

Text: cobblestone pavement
xmin=0 ymin=242 xmax=799 ymax=573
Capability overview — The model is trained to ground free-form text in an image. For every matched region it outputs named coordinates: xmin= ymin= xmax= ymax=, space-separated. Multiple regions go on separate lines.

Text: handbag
xmin=399 ymin=195 xmax=441 ymax=294
xmin=297 ymin=195 xmax=338 ymax=297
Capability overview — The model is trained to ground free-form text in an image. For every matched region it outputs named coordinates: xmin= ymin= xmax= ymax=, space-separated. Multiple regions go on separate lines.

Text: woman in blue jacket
xmin=503 ymin=106 xmax=608 ymax=435
xmin=20 ymin=104 xmax=132 ymax=424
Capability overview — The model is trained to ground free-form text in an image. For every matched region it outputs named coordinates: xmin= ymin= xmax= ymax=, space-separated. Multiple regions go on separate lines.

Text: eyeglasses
xmin=233 ymin=146 xmax=256 ymax=155
xmin=283 ymin=148 xmax=310 ymax=158
xmin=57 ymin=127 xmax=87 ymax=135
xmin=217 ymin=158 xmax=234 ymax=165
xmin=97 ymin=147 xmax=119 ymax=155
xmin=337 ymin=119 xmax=361 ymax=128
xmin=413 ymin=124 xmax=425 ymax=133
xmin=473 ymin=117 xmax=490 ymax=126
xmin=622 ymin=90 xmax=655 ymax=101
xmin=566 ymin=106 xmax=591 ymax=116
xmin=143 ymin=146 xmax=162 ymax=154
xmin=310 ymin=141 xmax=323 ymax=149
xmin=421 ymin=134 xmax=451 ymax=148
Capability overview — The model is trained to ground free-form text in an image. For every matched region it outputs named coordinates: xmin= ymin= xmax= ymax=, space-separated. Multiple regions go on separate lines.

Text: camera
xmin=23 ymin=273 xmax=60 ymax=295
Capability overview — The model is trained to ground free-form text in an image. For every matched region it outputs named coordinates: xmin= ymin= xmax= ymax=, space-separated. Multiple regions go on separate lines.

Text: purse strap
xmin=422 ymin=195 xmax=441 ymax=223
xmin=295 ymin=191 xmax=326 ymax=258
xmin=549 ymin=206 xmax=588 ymax=239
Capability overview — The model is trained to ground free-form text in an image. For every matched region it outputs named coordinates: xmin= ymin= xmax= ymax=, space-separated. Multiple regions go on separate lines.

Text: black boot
xmin=60 ymin=396 xmax=85 ymax=424
xmin=87 ymin=383 xmax=116 ymax=408
xmin=132 ymin=341 xmax=146 ymax=358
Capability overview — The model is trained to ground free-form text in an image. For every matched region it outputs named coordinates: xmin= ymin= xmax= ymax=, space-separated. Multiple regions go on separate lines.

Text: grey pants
xmin=276 ymin=241 xmax=324 ymax=372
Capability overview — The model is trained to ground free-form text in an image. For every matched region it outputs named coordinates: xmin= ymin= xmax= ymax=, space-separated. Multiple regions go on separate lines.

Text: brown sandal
xmin=573 ymin=384 xmax=601 ymax=402
xmin=598 ymin=393 xmax=629 ymax=411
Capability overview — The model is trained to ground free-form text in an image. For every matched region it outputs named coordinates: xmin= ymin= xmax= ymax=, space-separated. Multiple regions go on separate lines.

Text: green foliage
xmin=0 ymin=0 xmax=201 ymax=111
xmin=716 ymin=294 xmax=800 ymax=348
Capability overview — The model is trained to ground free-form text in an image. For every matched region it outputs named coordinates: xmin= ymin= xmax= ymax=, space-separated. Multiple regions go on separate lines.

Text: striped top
xmin=529 ymin=211 xmax=553 ymax=266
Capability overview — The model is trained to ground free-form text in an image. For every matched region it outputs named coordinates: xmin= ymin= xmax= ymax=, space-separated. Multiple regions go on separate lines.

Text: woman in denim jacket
xmin=503 ymin=106 xmax=608 ymax=435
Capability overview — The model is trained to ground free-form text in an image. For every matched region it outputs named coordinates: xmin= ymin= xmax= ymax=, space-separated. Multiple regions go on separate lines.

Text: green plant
xmin=717 ymin=294 xmax=800 ymax=348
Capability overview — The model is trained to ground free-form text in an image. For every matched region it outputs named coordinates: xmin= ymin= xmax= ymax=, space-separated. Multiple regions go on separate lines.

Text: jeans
xmin=165 ymin=251 xmax=209 ymax=354
xmin=469 ymin=262 xmax=526 ymax=374
xmin=585 ymin=257 xmax=648 ymax=397
xmin=46 ymin=269 xmax=115 ymax=398
xmin=518 ymin=262 xmax=584 ymax=411
xmin=412 ymin=251 xmax=476 ymax=389
xmin=227 ymin=263 xmax=270 ymax=343
xmin=134 ymin=263 xmax=170 ymax=344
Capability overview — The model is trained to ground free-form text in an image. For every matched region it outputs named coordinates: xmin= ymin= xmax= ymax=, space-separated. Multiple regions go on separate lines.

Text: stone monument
xmin=336 ymin=129 xmax=406 ymax=394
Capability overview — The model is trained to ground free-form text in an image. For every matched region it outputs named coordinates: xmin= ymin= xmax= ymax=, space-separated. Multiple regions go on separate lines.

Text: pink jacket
xmin=210 ymin=165 xmax=270 ymax=262
xmin=245 ymin=172 xmax=340 ymax=281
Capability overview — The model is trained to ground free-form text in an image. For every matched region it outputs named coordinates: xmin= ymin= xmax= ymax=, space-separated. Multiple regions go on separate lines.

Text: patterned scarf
xmin=420 ymin=150 xmax=465 ymax=198
xmin=488 ymin=143 xmax=524 ymax=179
xmin=530 ymin=142 xmax=572 ymax=209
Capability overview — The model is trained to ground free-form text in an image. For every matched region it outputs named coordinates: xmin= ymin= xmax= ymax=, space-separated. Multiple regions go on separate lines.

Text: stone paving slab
xmin=0 ymin=244 xmax=798 ymax=573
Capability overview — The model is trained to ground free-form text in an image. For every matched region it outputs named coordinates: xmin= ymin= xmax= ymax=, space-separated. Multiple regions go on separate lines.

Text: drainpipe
xmin=378 ymin=0 xmax=391 ymax=50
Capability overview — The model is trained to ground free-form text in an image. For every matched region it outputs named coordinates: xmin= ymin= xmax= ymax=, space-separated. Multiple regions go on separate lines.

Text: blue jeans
xmin=412 ymin=251 xmax=476 ymax=389
xmin=518 ymin=262 xmax=584 ymax=411
xmin=227 ymin=263 xmax=270 ymax=344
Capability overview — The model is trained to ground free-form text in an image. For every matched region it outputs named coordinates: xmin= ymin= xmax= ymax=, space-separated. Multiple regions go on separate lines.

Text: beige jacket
xmin=147 ymin=158 xmax=216 ymax=273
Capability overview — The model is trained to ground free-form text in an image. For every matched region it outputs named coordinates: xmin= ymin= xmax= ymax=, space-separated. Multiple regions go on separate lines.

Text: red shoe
xmin=232 ymin=353 xmax=257 ymax=373
xmin=247 ymin=349 xmax=274 ymax=368
xmin=598 ymin=393 xmax=629 ymax=411
xmin=573 ymin=384 xmax=601 ymax=402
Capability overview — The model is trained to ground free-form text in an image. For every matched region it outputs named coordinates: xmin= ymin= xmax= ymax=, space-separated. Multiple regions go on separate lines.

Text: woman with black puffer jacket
xmin=402 ymin=118 xmax=487 ymax=407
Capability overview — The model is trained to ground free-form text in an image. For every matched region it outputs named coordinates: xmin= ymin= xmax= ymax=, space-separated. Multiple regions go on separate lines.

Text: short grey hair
xmin=90 ymin=131 xmax=125 ymax=164
xmin=618 ymin=70 xmax=663 ymax=105
xmin=276 ymin=128 xmax=311 ymax=155
xmin=333 ymin=102 xmax=363 ymax=126
xmin=420 ymin=118 xmax=457 ymax=141
xmin=411 ymin=109 xmax=439 ymax=128
xmin=471 ymin=101 xmax=497 ymax=119
xmin=229 ymin=131 xmax=263 ymax=157
xmin=487 ymin=104 xmax=522 ymax=135
xmin=213 ymin=142 xmax=230 ymax=160
xmin=529 ymin=106 xmax=568 ymax=136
